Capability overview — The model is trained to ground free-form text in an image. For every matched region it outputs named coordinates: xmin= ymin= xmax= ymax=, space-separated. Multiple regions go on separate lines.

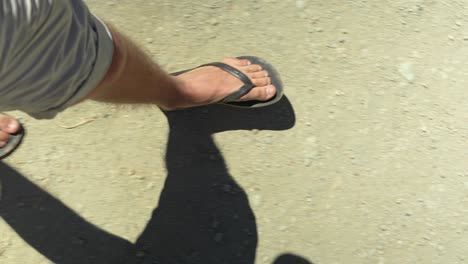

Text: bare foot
xmin=0 ymin=114 xmax=21 ymax=147
xmin=171 ymin=57 xmax=276 ymax=109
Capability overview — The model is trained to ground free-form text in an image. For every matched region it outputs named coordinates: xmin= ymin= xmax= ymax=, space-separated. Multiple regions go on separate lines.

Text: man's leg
xmin=0 ymin=27 xmax=276 ymax=148
xmin=0 ymin=0 xmax=277 ymax=147
xmin=84 ymin=25 xmax=277 ymax=110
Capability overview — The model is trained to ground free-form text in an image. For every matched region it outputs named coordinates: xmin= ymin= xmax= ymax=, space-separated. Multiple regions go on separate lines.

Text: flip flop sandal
xmin=171 ymin=56 xmax=284 ymax=108
xmin=0 ymin=122 xmax=25 ymax=160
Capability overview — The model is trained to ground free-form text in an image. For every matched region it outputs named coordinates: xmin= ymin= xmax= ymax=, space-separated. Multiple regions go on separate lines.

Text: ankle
xmin=158 ymin=76 xmax=194 ymax=110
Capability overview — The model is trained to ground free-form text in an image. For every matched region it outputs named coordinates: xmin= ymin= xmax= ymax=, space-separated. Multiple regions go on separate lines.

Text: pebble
xmin=214 ymin=233 xmax=224 ymax=243
xmin=398 ymin=62 xmax=415 ymax=82
xmin=296 ymin=0 xmax=305 ymax=9
xmin=335 ymin=90 xmax=345 ymax=96
xmin=223 ymin=184 xmax=232 ymax=193
xmin=252 ymin=194 xmax=262 ymax=207
xmin=210 ymin=19 xmax=219 ymax=26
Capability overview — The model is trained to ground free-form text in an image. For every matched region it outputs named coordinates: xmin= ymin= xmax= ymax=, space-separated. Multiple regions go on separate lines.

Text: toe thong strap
xmin=198 ymin=62 xmax=255 ymax=102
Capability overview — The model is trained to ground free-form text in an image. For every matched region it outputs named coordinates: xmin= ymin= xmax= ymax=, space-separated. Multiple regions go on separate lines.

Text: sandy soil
xmin=1 ymin=0 xmax=468 ymax=263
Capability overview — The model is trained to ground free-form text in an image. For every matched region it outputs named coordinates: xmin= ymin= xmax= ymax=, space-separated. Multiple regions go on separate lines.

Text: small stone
xmin=279 ymin=225 xmax=288 ymax=231
xmin=335 ymin=90 xmax=345 ymax=96
xmin=210 ymin=19 xmax=219 ymax=26
xmin=146 ymin=182 xmax=155 ymax=190
xmin=223 ymin=184 xmax=232 ymax=193
xmin=214 ymin=233 xmax=224 ymax=243
xmin=296 ymin=0 xmax=305 ymax=9
xmin=72 ymin=236 xmax=87 ymax=245
xmin=212 ymin=219 xmax=220 ymax=229
xmin=398 ymin=62 xmax=415 ymax=82
xmin=448 ymin=35 xmax=455 ymax=41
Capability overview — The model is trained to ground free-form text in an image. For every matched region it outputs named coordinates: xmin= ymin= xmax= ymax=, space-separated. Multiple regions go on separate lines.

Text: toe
xmin=222 ymin=57 xmax=251 ymax=66
xmin=0 ymin=114 xmax=20 ymax=134
xmin=249 ymin=70 xmax=269 ymax=79
xmin=241 ymin=64 xmax=262 ymax=73
xmin=239 ymin=85 xmax=276 ymax=102
xmin=249 ymin=64 xmax=263 ymax=72
xmin=252 ymin=77 xmax=271 ymax=87
xmin=0 ymin=131 xmax=10 ymax=147
xmin=237 ymin=59 xmax=251 ymax=66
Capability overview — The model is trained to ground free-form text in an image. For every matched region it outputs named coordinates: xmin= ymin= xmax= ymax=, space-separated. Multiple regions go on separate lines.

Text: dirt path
xmin=1 ymin=0 xmax=468 ymax=263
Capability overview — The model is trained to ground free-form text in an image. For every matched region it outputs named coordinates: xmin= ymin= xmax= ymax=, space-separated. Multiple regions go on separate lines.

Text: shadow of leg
xmin=0 ymin=162 xmax=135 ymax=264
xmin=135 ymin=97 xmax=296 ymax=264
xmin=135 ymin=128 xmax=257 ymax=264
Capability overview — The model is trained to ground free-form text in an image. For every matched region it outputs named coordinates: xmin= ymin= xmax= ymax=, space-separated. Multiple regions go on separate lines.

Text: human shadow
xmin=1 ymin=96 xmax=312 ymax=264
xmin=134 ymin=97 xmax=296 ymax=264
xmin=0 ymin=162 xmax=134 ymax=263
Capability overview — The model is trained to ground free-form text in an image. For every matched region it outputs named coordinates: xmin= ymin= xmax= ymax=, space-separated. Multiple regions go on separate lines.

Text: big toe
xmin=239 ymin=84 xmax=277 ymax=102
xmin=0 ymin=115 xmax=20 ymax=134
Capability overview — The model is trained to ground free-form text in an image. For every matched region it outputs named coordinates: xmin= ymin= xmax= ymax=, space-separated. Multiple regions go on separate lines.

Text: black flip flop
xmin=0 ymin=123 xmax=25 ymax=160
xmin=171 ymin=56 xmax=284 ymax=108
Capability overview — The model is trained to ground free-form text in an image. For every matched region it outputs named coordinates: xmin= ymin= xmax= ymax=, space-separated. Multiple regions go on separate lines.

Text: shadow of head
xmin=273 ymin=253 xmax=314 ymax=264
xmin=163 ymin=96 xmax=295 ymax=134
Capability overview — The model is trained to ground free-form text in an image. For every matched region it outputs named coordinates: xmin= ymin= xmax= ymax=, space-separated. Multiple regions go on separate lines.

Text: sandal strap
xmin=197 ymin=62 xmax=255 ymax=102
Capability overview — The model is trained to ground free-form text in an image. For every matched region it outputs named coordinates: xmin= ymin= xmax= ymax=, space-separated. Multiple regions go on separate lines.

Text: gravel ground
xmin=1 ymin=0 xmax=468 ymax=263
